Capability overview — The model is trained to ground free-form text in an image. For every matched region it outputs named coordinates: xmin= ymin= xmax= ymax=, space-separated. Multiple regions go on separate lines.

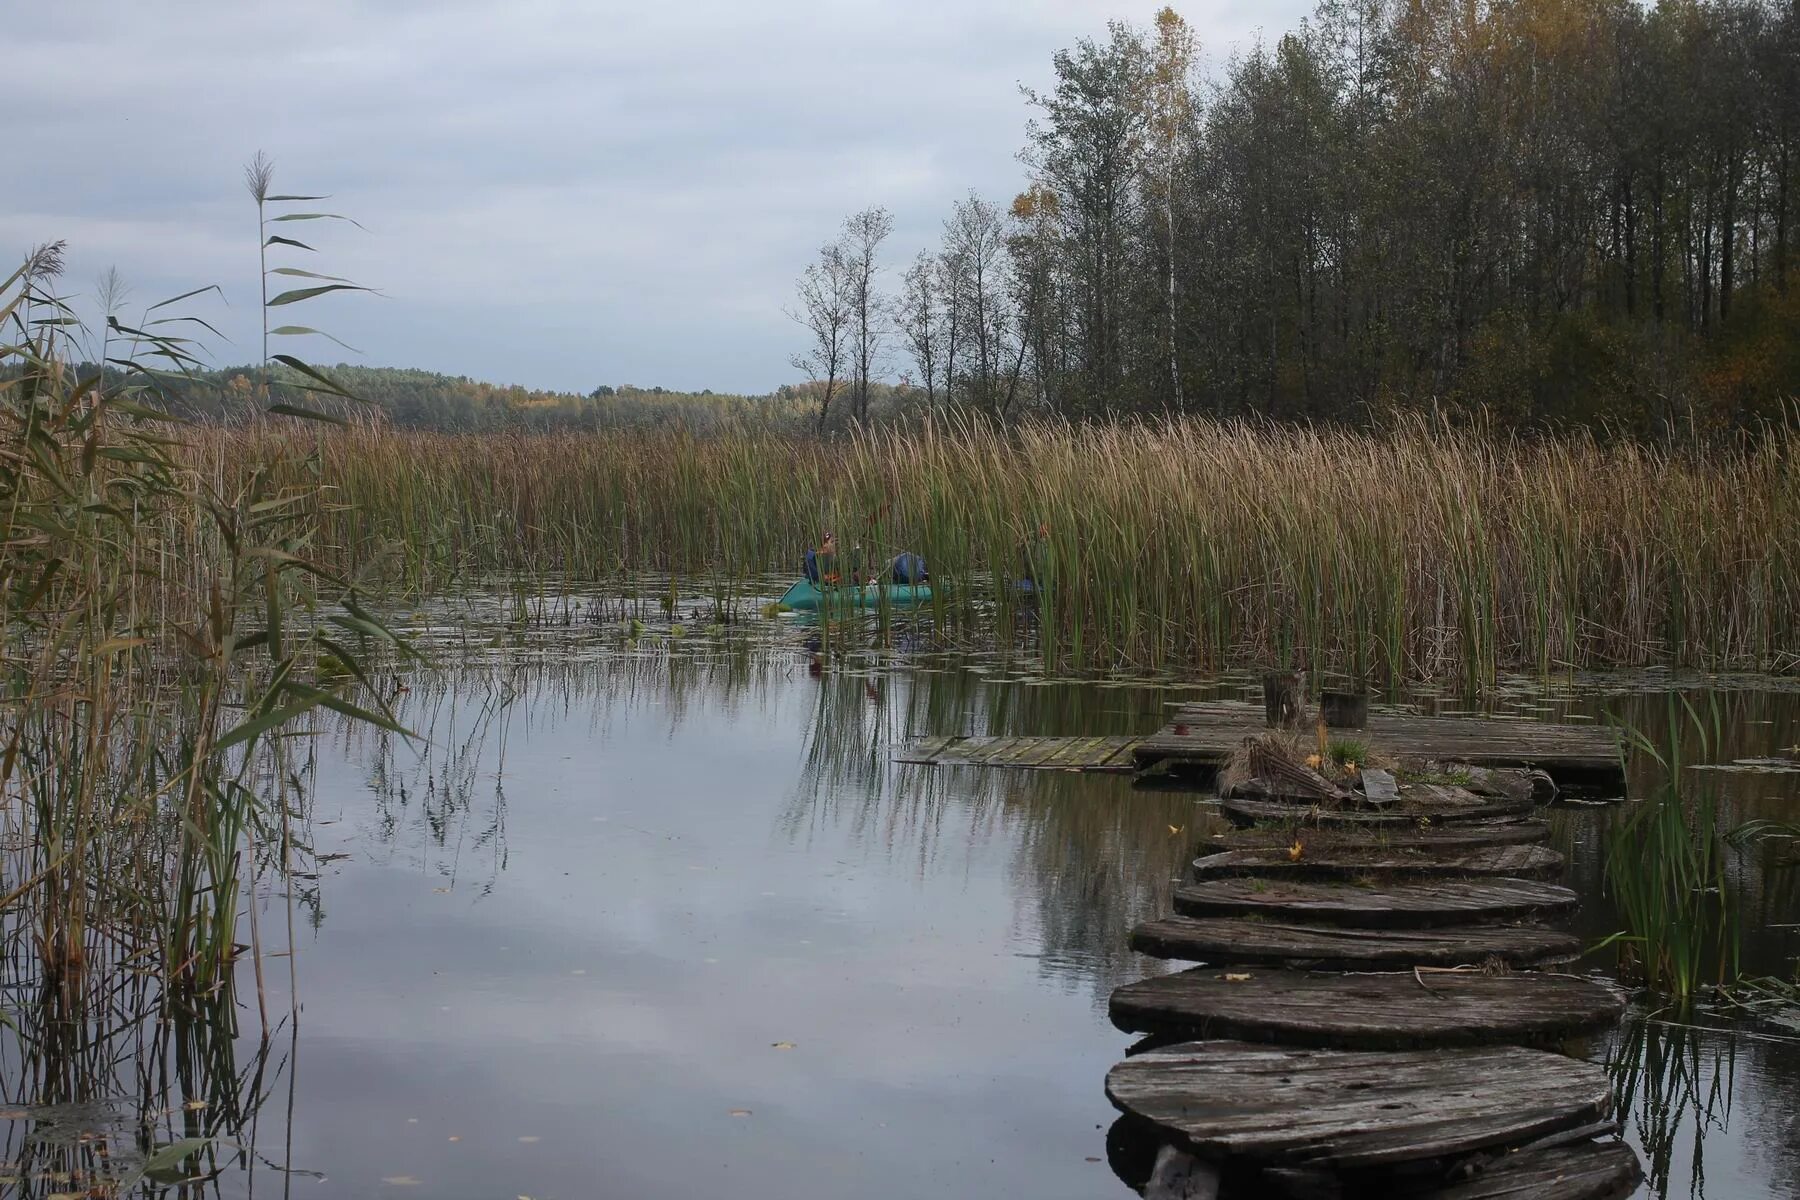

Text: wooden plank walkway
xmin=1108 ymin=968 xmax=1625 ymax=1049
xmin=1136 ymin=700 xmax=1623 ymax=785
xmin=1104 ymin=1041 xmax=1613 ymax=1169
xmin=1094 ymin=703 xmax=1640 ymax=1192
xmin=1130 ymin=915 xmax=1580 ymax=970
xmin=1173 ymin=877 xmax=1581 ymax=928
xmin=1191 ymin=843 xmax=1566 ymax=881
xmin=1214 ymin=818 xmax=1550 ymax=852
xmin=894 ymin=734 xmax=1141 ymax=772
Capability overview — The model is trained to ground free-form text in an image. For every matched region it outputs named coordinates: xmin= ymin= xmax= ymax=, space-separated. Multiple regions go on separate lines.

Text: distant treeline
xmin=110 ymin=364 xmax=815 ymax=431
xmin=794 ymin=0 xmax=1800 ymax=433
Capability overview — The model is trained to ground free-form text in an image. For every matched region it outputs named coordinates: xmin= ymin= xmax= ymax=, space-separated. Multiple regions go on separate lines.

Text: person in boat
xmin=813 ymin=532 xmax=840 ymax=585
xmin=889 ymin=551 xmax=927 ymax=585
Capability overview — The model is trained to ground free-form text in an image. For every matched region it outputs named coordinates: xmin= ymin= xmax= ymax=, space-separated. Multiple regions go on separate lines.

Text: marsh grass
xmin=188 ymin=413 xmax=1800 ymax=683
xmin=0 ymin=227 xmax=409 ymax=1047
xmin=1603 ymin=697 xmax=1740 ymax=1006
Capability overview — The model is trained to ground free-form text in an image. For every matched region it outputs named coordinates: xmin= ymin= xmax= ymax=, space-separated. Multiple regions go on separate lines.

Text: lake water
xmin=3 ymin=593 xmax=1797 ymax=1198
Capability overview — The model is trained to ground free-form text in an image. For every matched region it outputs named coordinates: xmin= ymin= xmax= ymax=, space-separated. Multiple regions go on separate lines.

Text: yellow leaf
xmin=728 ymin=1109 xmax=753 ymax=1118
xmin=1224 ymin=973 xmax=1251 ymax=982
xmin=1287 ymin=840 xmax=1305 ymax=862
xmin=1305 ymin=754 xmax=1323 ymax=769
xmin=1167 ymin=824 xmax=1184 ymax=835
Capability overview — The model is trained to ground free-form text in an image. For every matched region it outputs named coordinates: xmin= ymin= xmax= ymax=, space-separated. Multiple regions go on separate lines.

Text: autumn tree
xmin=842 ymin=206 xmax=894 ymax=424
xmin=789 ymin=241 xmax=855 ymax=433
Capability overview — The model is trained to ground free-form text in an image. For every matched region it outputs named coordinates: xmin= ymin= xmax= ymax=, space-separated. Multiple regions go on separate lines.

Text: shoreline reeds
xmin=187 ymin=414 xmax=1799 ymax=683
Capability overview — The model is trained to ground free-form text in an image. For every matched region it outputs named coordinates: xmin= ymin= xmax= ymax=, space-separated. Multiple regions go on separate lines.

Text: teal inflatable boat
xmin=777 ymin=579 xmax=934 ymax=611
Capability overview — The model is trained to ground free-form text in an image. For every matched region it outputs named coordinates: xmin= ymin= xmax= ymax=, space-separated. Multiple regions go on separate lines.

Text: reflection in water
xmin=1610 ymin=1016 xmax=1735 ymax=1199
xmin=0 ymin=904 xmax=294 ymax=1197
xmin=6 ymin=610 xmax=1799 ymax=1198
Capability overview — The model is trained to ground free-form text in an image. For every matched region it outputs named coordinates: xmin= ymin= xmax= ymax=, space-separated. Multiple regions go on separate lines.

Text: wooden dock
xmin=1135 ymin=700 xmax=1625 ymax=787
xmin=1101 ymin=761 xmax=1641 ymax=1196
xmin=895 ymin=733 xmax=1141 ymax=772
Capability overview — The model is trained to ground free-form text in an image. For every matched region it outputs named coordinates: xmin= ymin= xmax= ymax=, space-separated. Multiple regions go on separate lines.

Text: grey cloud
xmin=12 ymin=0 xmax=1305 ymax=392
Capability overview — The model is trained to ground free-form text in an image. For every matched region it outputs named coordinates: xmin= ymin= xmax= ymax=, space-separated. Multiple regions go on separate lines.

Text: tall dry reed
xmin=187 ymin=414 xmax=1799 ymax=682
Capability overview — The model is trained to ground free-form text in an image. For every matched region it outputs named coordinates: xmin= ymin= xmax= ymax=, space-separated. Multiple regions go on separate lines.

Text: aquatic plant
xmin=0 ymin=169 xmax=409 ymax=1034
xmin=181 ymin=411 xmax=1800 ymax=684
xmin=1602 ymin=697 xmax=1739 ymax=1006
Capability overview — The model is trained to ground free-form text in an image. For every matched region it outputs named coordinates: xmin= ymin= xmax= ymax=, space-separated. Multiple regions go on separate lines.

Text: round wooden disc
xmin=1109 ymin=967 xmax=1625 ymax=1049
xmin=1191 ymin=843 xmax=1566 ymax=881
xmin=1173 ymin=877 xmax=1580 ymax=929
xmin=1105 ymin=1039 xmax=1614 ymax=1168
xmin=1130 ymin=915 xmax=1581 ymax=971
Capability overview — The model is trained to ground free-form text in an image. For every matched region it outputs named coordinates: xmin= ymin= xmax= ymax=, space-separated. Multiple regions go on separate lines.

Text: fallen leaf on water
xmin=183 ymin=1100 xmax=208 ymax=1111
xmin=447 ymin=1135 xmax=461 ymax=1142
xmin=728 ymin=1109 xmax=752 ymax=1118
xmin=431 ymin=888 xmax=449 ymax=894
xmin=1167 ymin=824 xmax=1184 ymax=836
xmin=1224 ymin=973 xmax=1251 ymax=982
xmin=517 ymin=1136 xmax=540 ymax=1143
xmin=771 ymin=1042 xmax=796 ymax=1050
xmin=382 ymin=1177 xmax=422 ymax=1187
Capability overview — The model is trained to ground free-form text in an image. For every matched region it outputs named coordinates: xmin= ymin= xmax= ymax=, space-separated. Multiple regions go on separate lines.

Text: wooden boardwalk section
xmin=1215 ymin=818 xmax=1550 ymax=851
xmin=1191 ymin=842 xmax=1566 ymax=881
xmin=1110 ymin=967 xmax=1624 ymax=1048
xmin=1220 ymin=791 xmax=1533 ymax=827
xmin=1136 ymin=700 xmax=1624 ymax=786
xmin=1130 ymin=915 xmax=1580 ymax=971
xmin=1100 ymin=758 xmax=1641 ymax=1194
xmin=895 ymin=734 xmax=1140 ymax=772
xmin=1173 ymin=877 xmax=1580 ymax=928
xmin=1105 ymin=1041 xmax=1613 ymax=1169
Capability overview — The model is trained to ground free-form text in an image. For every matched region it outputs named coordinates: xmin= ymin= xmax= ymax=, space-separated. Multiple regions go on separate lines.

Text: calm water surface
xmin=4 ymin=597 xmax=1798 ymax=1199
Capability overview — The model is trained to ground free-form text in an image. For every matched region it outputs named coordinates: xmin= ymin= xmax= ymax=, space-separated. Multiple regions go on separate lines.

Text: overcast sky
xmin=11 ymin=0 xmax=1309 ymax=394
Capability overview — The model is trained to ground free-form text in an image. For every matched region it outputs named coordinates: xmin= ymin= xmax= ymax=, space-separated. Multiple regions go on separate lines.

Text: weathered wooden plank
xmin=1360 ymin=767 xmax=1400 ymax=807
xmin=1173 ymin=877 xmax=1580 ymax=929
xmin=1131 ymin=915 xmax=1580 ymax=970
xmin=1137 ymin=701 xmax=1622 ymax=783
xmin=1212 ymin=820 xmax=1550 ymax=852
xmin=893 ymin=735 xmax=1142 ymax=771
xmin=1219 ymin=795 xmax=1533 ymax=829
xmin=1412 ymin=1141 xmax=1643 ymax=1199
xmin=1192 ymin=843 xmax=1565 ymax=881
xmin=894 ymin=734 xmax=955 ymax=763
xmin=1105 ymin=1040 xmax=1613 ymax=1168
xmin=1225 ymin=782 xmax=1536 ymax=823
xmin=1109 ymin=967 xmax=1624 ymax=1048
